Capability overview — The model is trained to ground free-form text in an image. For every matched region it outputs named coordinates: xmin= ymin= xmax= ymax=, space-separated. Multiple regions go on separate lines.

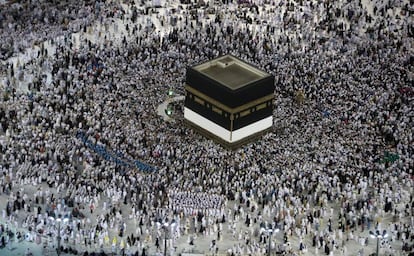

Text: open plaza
xmin=0 ymin=0 xmax=413 ymax=255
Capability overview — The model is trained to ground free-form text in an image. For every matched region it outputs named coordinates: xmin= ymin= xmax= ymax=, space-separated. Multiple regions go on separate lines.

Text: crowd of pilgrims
xmin=0 ymin=0 xmax=413 ymax=255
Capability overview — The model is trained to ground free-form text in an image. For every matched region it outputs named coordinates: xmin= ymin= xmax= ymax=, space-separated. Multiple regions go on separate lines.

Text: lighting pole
xmin=369 ymin=229 xmax=387 ymax=256
xmin=156 ymin=218 xmax=177 ymax=256
xmin=49 ymin=214 xmax=69 ymax=256
xmin=261 ymin=224 xmax=280 ymax=256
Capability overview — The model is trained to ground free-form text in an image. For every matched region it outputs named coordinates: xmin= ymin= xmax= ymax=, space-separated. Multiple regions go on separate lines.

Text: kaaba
xmin=184 ymin=55 xmax=274 ymax=149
